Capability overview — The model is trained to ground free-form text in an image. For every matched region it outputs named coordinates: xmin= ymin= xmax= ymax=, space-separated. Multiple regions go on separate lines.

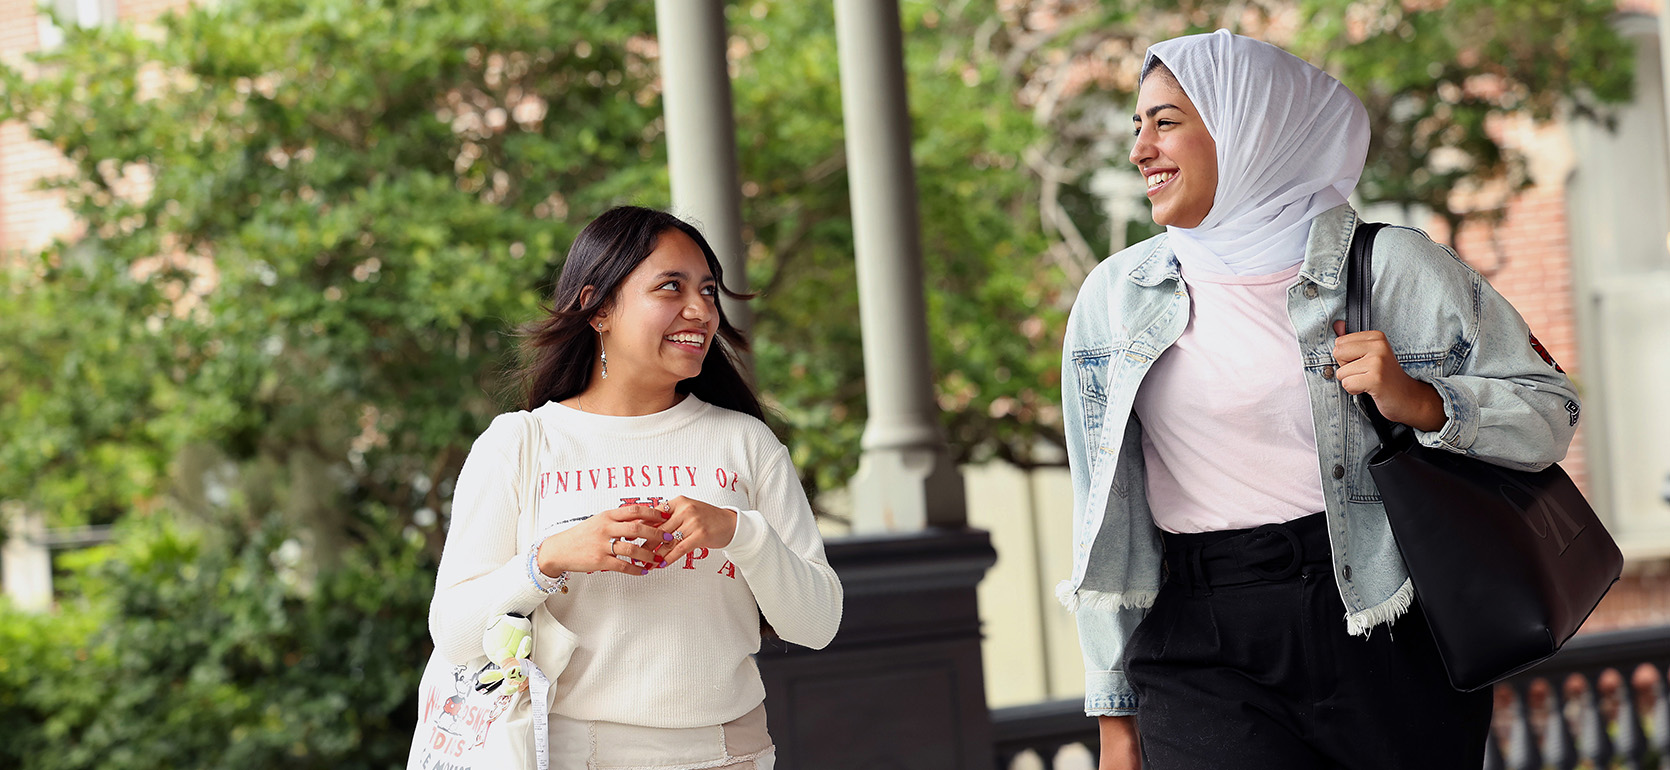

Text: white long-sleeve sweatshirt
xmin=429 ymin=395 xmax=843 ymax=728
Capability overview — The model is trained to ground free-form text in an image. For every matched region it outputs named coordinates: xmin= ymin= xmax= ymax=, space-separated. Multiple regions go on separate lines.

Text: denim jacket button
xmin=1332 ymin=464 xmax=1345 ymax=479
xmin=1322 ymin=365 xmax=1336 ymax=380
xmin=1303 ymin=283 xmax=1320 ymax=299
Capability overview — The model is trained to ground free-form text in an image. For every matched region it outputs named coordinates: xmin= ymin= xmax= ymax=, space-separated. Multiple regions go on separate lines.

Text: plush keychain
xmin=475 ymin=613 xmax=534 ymax=694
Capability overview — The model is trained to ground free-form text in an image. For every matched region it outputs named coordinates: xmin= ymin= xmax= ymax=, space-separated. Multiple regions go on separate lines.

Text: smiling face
xmin=593 ymin=229 xmax=718 ymax=394
xmin=1130 ymin=68 xmax=1218 ymax=228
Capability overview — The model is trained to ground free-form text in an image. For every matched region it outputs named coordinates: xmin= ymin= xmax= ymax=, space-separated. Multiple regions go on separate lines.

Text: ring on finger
xmin=609 ymin=536 xmax=621 ymax=556
xmin=671 ymin=531 xmax=685 ymax=542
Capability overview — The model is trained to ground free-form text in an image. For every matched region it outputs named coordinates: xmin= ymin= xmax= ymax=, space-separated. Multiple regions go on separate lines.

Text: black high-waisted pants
xmin=1125 ymin=513 xmax=1493 ymax=770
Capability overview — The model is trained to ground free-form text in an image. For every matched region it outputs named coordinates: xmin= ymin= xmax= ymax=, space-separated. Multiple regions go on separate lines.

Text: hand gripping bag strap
xmin=1344 ymin=220 xmax=1622 ymax=690
xmin=1343 ymin=221 xmax=1394 ymax=437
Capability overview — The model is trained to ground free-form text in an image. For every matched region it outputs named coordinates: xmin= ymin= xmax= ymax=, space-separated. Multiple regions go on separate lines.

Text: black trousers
xmin=1125 ymin=513 xmax=1493 ymax=770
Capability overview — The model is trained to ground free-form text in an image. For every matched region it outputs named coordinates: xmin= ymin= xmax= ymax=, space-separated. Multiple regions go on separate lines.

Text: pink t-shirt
xmin=1133 ymin=264 xmax=1327 ymax=533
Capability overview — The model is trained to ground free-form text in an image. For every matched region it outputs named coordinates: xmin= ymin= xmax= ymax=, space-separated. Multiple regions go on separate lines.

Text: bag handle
xmin=515 ymin=411 xmax=553 ymax=770
xmin=1343 ymin=220 xmax=1410 ymax=450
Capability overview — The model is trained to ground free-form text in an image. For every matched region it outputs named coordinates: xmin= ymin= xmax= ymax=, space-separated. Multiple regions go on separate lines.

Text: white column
xmin=2 ymin=507 xmax=53 ymax=611
xmin=1661 ymin=0 xmax=1670 ymax=143
xmin=654 ymin=0 xmax=751 ymax=337
xmin=834 ymin=0 xmax=966 ymax=532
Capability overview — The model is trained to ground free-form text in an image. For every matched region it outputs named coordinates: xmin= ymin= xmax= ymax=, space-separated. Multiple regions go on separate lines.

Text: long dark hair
xmin=516 ymin=206 xmax=762 ymax=420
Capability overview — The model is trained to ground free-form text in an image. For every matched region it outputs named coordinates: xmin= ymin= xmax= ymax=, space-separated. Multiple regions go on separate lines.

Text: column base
xmin=849 ymin=446 xmax=967 ymax=532
xmin=756 ymin=527 xmax=995 ymax=770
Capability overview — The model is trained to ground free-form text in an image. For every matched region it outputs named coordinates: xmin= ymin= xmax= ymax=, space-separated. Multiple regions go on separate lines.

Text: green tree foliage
xmin=1 ymin=2 xmax=668 ymax=763
xmin=0 ymin=511 xmax=429 ymax=769
xmin=0 ymin=0 xmax=1066 ymax=530
xmin=979 ymin=0 xmax=1634 ymax=257
xmin=730 ymin=2 xmax=1064 ymax=496
xmin=1 ymin=0 xmax=667 ymax=549
xmin=1301 ymin=0 xmax=1635 ymax=238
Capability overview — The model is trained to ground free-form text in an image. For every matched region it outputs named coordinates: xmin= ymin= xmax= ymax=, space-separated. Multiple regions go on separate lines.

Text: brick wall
xmin=117 ymin=0 xmax=188 ymax=21
xmin=0 ymin=0 xmax=37 ymax=54
xmin=1 ymin=0 xmax=50 ymax=256
xmin=0 ymin=0 xmax=188 ymax=257
xmin=1584 ymin=569 xmax=1670 ymax=632
xmin=1437 ymin=187 xmax=1591 ymax=495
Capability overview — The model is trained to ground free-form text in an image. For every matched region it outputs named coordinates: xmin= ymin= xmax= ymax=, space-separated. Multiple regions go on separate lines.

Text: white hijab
xmin=1144 ymin=30 xmax=1370 ymax=276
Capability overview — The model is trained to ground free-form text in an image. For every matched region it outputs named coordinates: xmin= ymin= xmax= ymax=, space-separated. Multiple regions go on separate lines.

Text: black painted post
xmin=757 ymin=529 xmax=997 ymax=770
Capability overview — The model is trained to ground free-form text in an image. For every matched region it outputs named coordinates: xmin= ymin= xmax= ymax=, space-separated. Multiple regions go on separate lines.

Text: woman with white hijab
xmin=1059 ymin=30 xmax=1580 ymax=769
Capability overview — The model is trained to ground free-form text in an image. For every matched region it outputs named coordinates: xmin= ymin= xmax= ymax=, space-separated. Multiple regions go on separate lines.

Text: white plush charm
xmin=477 ymin=613 xmax=534 ymax=693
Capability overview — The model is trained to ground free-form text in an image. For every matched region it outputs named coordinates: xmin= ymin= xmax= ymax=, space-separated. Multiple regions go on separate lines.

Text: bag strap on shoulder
xmin=1344 ymin=220 xmax=1408 ymax=449
xmin=1344 ymin=220 xmax=1387 ymax=336
xmin=516 ymin=412 xmax=545 ymax=552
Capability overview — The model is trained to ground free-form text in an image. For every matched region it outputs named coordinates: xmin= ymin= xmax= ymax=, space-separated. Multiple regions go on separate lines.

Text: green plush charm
xmin=476 ymin=613 xmax=534 ymax=694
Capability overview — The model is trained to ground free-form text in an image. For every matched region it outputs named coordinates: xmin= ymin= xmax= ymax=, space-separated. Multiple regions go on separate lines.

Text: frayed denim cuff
xmin=1084 ymin=670 xmax=1138 ymax=717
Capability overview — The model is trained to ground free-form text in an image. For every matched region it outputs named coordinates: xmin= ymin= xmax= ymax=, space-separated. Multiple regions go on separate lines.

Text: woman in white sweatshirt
xmin=429 ymin=206 xmax=843 ymax=769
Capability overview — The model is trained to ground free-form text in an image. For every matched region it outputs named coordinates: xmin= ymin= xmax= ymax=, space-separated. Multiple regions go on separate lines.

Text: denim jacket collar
xmin=1123 ymin=205 xmax=1359 ymax=288
xmin=1298 ymin=205 xmax=1360 ymax=289
xmin=1124 ymin=237 xmax=1181 ymax=287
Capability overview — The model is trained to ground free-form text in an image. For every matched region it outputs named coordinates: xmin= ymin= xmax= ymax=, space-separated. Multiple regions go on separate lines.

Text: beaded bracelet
xmin=527 ymin=543 xmax=569 ymax=594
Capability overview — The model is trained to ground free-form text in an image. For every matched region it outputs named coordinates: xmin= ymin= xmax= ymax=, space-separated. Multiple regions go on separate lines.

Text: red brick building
xmin=2 ymin=0 xmax=188 ymax=256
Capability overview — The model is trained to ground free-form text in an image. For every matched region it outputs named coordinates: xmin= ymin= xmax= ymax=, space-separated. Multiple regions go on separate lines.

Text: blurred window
xmin=36 ymin=0 xmax=118 ymax=50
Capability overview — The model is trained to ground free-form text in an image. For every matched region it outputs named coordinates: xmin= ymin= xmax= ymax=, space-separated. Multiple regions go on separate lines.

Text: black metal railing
xmin=991 ymin=698 xmax=1096 ymax=770
xmin=992 ymin=625 xmax=1670 ymax=770
xmin=1487 ymin=625 xmax=1670 ymax=770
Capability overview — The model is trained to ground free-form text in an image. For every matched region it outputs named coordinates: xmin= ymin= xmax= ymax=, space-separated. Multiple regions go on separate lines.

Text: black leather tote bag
xmin=1346 ymin=222 xmax=1622 ymax=691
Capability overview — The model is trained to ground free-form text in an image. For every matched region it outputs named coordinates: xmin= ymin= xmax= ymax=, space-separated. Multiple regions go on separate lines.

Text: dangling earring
xmin=595 ymin=324 xmax=608 ymax=379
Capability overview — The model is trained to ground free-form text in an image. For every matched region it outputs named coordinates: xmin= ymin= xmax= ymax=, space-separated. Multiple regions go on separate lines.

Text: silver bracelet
xmin=527 ymin=543 xmax=568 ymax=594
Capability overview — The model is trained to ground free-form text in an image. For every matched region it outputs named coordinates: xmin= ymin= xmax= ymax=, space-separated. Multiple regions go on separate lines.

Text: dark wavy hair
xmin=516 ymin=206 xmax=762 ymax=420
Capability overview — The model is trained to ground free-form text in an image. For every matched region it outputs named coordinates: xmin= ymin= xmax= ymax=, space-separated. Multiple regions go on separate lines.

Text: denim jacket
xmin=1059 ymin=204 xmax=1580 ymax=716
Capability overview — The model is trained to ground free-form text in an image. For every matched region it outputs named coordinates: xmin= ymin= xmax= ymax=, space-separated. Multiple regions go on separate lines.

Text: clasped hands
xmin=534 ymin=496 xmax=737 ymax=578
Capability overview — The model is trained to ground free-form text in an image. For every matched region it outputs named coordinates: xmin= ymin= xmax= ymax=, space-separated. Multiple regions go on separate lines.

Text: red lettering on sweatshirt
xmin=717 ymin=560 xmax=736 ymax=579
xmin=683 ymin=547 xmax=710 ymax=569
xmin=540 ymin=465 xmax=746 ymax=497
